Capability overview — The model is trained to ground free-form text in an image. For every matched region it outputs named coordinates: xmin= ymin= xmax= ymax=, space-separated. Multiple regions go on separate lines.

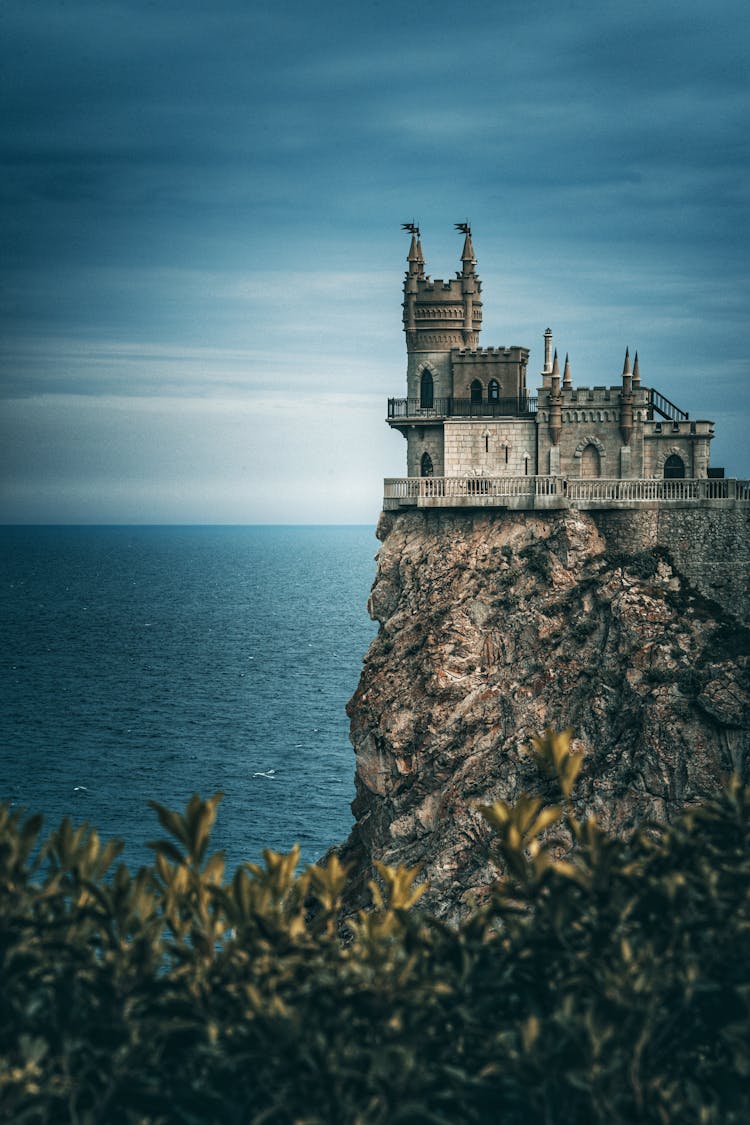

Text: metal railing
xmin=647 ymin=389 xmax=689 ymax=422
xmin=383 ymin=476 xmax=750 ymax=506
xmin=387 ymin=396 xmax=538 ymax=419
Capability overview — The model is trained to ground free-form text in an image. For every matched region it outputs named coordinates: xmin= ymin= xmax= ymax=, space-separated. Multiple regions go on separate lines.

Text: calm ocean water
xmin=0 ymin=526 xmax=378 ymax=872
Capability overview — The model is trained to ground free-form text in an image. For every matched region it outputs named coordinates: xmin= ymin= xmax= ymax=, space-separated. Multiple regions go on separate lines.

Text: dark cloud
xmin=1 ymin=0 xmax=748 ymax=519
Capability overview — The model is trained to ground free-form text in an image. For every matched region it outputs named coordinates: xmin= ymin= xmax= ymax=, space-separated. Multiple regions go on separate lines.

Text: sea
xmin=0 ymin=526 xmax=379 ymax=875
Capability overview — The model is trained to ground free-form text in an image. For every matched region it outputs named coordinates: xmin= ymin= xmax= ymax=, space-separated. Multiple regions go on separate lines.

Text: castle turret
xmin=620 ymin=347 xmax=634 ymax=446
xmin=402 ymin=226 xmax=482 ymax=360
xmin=562 ymin=352 xmax=572 ymax=390
xmin=460 ymin=229 xmax=477 ymax=348
xmin=549 ymin=349 xmax=562 ymax=447
xmin=402 ymin=229 xmax=424 ymax=346
xmin=542 ymin=328 xmax=553 ymax=387
xmin=632 ymin=350 xmax=641 ymax=389
xmin=622 ymin=347 xmax=632 ymax=393
xmin=408 ymin=232 xmax=424 ymax=278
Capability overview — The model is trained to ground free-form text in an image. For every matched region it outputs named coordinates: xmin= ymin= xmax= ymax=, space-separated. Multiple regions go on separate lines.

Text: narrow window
xmin=488 ymin=379 xmax=500 ymax=403
xmin=420 ymin=369 xmax=434 ymax=410
xmin=505 ymin=446 xmax=509 ymax=464
xmin=470 ymin=379 xmax=482 ymax=405
xmin=485 ymin=434 xmax=489 ymax=453
xmin=420 ymin=451 xmax=434 ymax=478
xmin=524 ymin=456 xmax=529 ymax=476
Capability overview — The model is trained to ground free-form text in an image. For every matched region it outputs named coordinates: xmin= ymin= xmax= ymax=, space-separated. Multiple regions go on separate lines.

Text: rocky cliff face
xmin=339 ymin=508 xmax=750 ymax=920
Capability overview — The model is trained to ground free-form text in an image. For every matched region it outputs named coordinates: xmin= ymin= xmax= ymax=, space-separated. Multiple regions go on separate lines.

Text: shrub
xmin=1 ymin=735 xmax=749 ymax=1123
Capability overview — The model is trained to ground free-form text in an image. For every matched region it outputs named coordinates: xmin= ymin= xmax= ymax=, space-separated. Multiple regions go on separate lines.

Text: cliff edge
xmin=339 ymin=508 xmax=750 ymax=920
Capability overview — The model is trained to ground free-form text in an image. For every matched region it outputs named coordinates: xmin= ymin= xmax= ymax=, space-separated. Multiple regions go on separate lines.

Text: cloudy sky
xmin=2 ymin=0 xmax=748 ymax=524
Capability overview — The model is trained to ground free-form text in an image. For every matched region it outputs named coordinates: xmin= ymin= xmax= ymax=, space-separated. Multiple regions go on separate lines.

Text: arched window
xmin=420 ymin=369 xmax=434 ymax=410
xmin=488 ymin=379 xmax=500 ymax=403
xmin=420 ymin=452 xmax=434 ymax=478
xmin=470 ymin=379 xmax=482 ymax=405
xmin=581 ymin=444 xmax=601 ymax=479
xmin=664 ymin=453 xmax=685 ymax=479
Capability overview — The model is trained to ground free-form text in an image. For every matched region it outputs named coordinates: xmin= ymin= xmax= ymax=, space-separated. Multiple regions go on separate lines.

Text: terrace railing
xmin=383 ymin=476 xmax=750 ymax=507
xmin=387 ymin=396 xmax=537 ymax=420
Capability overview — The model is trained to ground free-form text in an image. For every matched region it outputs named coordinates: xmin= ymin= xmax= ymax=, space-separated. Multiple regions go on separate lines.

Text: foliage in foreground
xmin=1 ymin=732 xmax=749 ymax=1124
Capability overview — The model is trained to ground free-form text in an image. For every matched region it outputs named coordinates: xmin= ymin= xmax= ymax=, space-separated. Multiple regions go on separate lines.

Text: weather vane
xmin=401 ymin=221 xmax=420 ymax=236
xmin=454 ymin=221 xmax=471 ymax=235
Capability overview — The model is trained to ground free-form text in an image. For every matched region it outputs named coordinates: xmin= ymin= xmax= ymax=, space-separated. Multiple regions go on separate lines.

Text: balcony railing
xmin=383 ymin=476 xmax=750 ymax=508
xmin=387 ymin=395 xmax=537 ymax=420
xmin=647 ymin=389 xmax=690 ymax=422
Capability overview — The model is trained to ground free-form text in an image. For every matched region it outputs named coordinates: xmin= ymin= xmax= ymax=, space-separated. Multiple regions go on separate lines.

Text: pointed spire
xmin=461 ymin=231 xmax=476 ymax=269
xmin=455 ymin=221 xmax=476 ymax=275
xmin=550 ymin=348 xmax=561 ymax=396
xmin=407 ymin=233 xmax=424 ymax=277
xmin=622 ymin=347 xmax=631 ymax=376
xmin=563 ymin=353 xmax=572 ymax=389
xmin=632 ymin=350 xmax=640 ymax=387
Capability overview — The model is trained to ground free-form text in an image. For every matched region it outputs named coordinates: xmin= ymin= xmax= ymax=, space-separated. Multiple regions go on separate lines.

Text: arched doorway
xmin=420 ymin=369 xmax=434 ymax=410
xmin=581 ymin=444 xmax=601 ymax=478
xmin=470 ymin=379 xmax=482 ymax=405
xmin=420 ymin=452 xmax=434 ymax=478
xmin=664 ymin=453 xmax=685 ymax=479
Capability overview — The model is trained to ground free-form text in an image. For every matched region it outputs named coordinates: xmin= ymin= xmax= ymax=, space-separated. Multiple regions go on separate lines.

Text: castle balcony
xmin=383 ymin=476 xmax=750 ymax=512
xmin=387 ymin=395 xmax=538 ymax=423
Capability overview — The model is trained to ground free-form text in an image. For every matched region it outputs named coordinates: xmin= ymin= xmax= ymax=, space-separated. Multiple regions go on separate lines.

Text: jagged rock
xmin=338 ymin=509 xmax=750 ymax=921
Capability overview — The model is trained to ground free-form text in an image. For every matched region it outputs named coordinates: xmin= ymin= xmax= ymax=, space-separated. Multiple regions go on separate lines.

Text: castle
xmin=384 ymin=226 xmax=747 ymax=511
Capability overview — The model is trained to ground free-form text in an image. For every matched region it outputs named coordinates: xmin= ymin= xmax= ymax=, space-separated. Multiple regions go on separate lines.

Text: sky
xmin=1 ymin=0 xmax=748 ymax=524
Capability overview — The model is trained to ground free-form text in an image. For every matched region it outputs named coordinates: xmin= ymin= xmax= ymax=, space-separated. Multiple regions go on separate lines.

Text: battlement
xmin=452 ymin=346 xmax=528 ymax=355
xmin=452 ymin=346 xmax=529 ymax=360
xmin=418 ymin=277 xmax=467 ymax=295
xmin=646 ymin=419 xmax=714 ymax=437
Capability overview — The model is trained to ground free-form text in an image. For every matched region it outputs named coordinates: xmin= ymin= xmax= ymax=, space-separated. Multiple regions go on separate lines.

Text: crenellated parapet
xmin=403 ymin=228 xmax=483 ymax=354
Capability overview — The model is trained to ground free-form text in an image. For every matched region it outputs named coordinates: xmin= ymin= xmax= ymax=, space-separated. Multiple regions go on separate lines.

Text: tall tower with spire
xmin=402 ymin=223 xmax=483 ymax=406
xmin=390 ymin=224 xmax=532 ymax=478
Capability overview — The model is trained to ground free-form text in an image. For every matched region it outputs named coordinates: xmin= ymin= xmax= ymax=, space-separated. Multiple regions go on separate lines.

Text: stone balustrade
xmin=383 ymin=476 xmax=750 ymax=511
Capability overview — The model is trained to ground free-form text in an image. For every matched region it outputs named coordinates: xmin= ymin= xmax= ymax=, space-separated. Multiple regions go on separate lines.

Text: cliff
xmin=339 ymin=508 xmax=750 ymax=920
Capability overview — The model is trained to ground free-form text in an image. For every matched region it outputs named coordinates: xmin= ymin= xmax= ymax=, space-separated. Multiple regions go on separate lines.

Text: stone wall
xmin=406 ymin=425 xmax=445 ymax=477
xmin=449 ymin=348 xmax=527 ymax=400
xmin=590 ymin=506 xmax=750 ymax=622
xmin=642 ymin=432 xmax=712 ymax=479
xmin=444 ymin=419 xmax=536 ymax=476
xmin=407 ymin=351 xmax=452 ymax=403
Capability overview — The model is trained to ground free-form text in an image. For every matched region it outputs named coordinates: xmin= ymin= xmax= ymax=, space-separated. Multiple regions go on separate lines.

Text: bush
xmin=1 ymin=734 xmax=749 ymax=1123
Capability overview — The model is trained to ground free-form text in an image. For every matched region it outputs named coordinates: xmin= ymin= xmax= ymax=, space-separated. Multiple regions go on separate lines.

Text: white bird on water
xmin=253 ymin=769 xmax=277 ymax=780
xmin=72 ymin=786 xmax=88 ymax=793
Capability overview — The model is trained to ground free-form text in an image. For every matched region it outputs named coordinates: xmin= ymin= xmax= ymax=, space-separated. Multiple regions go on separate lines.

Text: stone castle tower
xmin=387 ymin=226 xmax=720 ymax=503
